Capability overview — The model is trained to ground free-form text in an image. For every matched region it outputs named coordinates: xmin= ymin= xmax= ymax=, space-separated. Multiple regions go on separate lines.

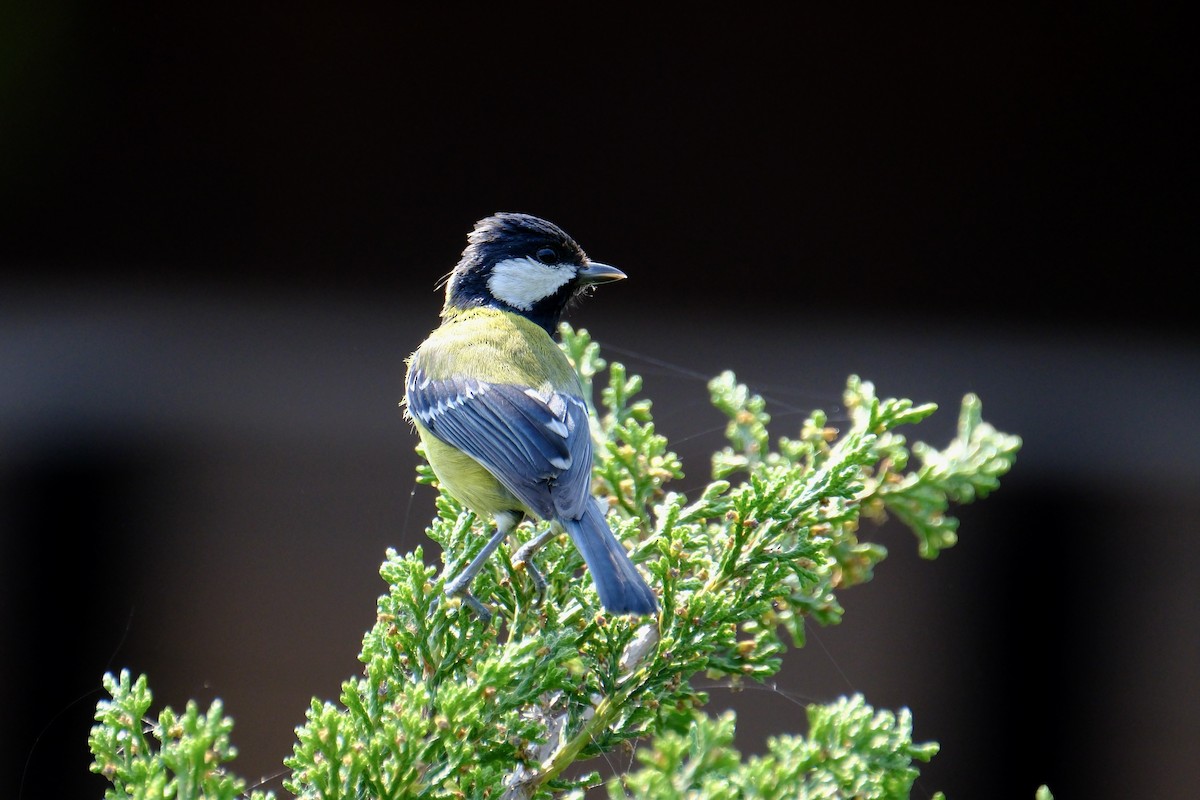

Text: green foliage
xmin=610 ymin=696 xmax=939 ymax=800
xmin=90 ymin=324 xmax=1026 ymax=799
xmin=89 ymin=670 xmax=274 ymax=800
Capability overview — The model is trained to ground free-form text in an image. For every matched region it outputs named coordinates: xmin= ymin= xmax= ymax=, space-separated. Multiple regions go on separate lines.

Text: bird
xmin=403 ymin=212 xmax=658 ymax=620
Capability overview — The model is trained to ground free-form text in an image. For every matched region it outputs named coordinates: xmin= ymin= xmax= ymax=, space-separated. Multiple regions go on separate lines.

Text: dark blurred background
xmin=2 ymin=5 xmax=1196 ymax=799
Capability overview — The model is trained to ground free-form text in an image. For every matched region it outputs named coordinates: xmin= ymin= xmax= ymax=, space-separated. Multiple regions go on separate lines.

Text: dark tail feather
xmin=561 ymin=500 xmax=658 ymax=615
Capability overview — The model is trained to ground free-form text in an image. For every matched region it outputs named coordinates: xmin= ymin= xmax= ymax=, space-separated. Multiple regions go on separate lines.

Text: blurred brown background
xmin=2 ymin=5 xmax=1196 ymax=799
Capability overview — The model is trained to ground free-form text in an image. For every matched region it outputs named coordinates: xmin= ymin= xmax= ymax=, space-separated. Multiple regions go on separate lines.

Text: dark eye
xmin=535 ymin=247 xmax=558 ymax=265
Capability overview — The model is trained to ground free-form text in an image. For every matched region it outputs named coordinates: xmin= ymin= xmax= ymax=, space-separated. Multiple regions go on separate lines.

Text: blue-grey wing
xmin=405 ymin=368 xmax=594 ymax=520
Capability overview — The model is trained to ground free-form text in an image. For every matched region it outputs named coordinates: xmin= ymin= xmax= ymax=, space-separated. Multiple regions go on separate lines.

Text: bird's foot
xmin=454 ymin=589 xmax=494 ymax=624
xmin=439 ymin=573 xmax=494 ymax=624
xmin=429 ymin=586 xmax=494 ymax=625
xmin=512 ymin=525 xmax=559 ymax=602
xmin=513 ymin=554 xmax=548 ymax=599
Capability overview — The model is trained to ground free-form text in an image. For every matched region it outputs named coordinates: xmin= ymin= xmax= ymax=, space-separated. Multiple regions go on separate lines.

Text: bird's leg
xmin=512 ymin=521 xmax=563 ymax=600
xmin=441 ymin=511 xmax=518 ymax=623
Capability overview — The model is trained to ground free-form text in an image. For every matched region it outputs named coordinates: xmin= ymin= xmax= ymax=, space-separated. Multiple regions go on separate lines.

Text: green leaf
xmin=874 ymin=392 xmax=1022 ymax=558
xmin=89 ymin=670 xmax=273 ymax=800
xmin=612 ymin=696 xmax=939 ymax=800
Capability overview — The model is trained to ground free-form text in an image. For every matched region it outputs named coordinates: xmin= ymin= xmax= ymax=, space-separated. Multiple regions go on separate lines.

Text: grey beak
xmin=576 ymin=261 xmax=627 ymax=285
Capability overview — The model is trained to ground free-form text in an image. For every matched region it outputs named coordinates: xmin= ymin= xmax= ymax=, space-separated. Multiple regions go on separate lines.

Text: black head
xmin=442 ymin=212 xmax=625 ymax=334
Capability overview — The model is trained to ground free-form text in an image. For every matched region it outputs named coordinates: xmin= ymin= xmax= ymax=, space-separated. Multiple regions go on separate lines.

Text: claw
xmin=512 ymin=524 xmax=560 ymax=602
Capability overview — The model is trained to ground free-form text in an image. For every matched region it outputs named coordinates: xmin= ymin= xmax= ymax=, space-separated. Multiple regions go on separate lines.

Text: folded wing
xmin=406 ymin=369 xmax=594 ymax=521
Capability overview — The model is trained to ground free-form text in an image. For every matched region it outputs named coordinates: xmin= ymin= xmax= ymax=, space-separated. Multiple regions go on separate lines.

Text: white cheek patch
xmin=487 ymin=257 xmax=575 ymax=310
